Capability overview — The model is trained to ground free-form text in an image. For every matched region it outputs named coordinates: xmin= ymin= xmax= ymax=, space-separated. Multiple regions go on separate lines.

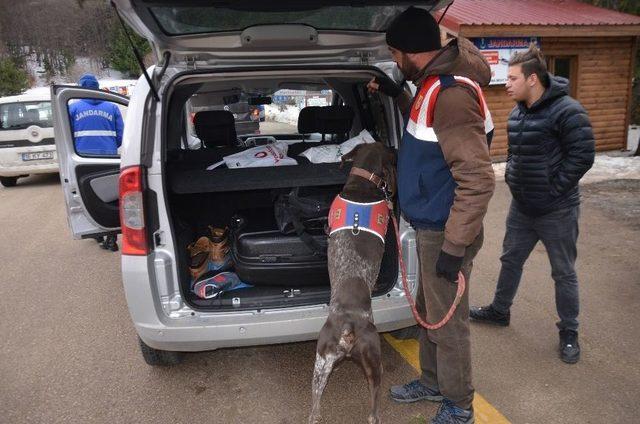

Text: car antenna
xmin=111 ymin=1 xmax=160 ymax=102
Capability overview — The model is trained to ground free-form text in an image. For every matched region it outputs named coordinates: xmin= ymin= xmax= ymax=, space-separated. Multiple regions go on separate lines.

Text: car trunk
xmin=168 ymin=187 xmax=398 ymax=311
xmin=162 ymin=67 xmax=400 ymax=311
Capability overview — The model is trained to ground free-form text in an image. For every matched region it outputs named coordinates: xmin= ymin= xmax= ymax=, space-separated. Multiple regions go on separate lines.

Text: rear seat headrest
xmin=194 ymin=110 xmax=237 ymax=148
xmin=297 ymin=105 xmax=355 ymax=138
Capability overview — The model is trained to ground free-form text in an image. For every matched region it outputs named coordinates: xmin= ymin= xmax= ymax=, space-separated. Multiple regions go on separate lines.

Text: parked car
xmin=51 ymin=0 xmax=451 ymax=365
xmin=0 ymin=87 xmax=57 ymax=187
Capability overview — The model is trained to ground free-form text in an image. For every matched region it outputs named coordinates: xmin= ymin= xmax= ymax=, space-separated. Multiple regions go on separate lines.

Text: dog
xmin=309 ymin=142 xmax=397 ymax=424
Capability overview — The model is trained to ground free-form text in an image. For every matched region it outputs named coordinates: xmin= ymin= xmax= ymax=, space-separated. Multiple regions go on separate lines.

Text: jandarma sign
xmin=472 ymin=37 xmax=540 ymax=85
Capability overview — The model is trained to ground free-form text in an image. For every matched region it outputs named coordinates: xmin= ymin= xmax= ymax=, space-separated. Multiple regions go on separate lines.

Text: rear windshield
xmin=185 ymin=88 xmax=334 ymax=148
xmin=151 ymin=5 xmax=408 ymax=35
xmin=0 ymin=101 xmax=53 ymax=130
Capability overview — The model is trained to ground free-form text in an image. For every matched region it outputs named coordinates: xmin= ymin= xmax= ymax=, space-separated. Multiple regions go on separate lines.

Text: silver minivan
xmin=52 ymin=0 xmax=449 ymax=365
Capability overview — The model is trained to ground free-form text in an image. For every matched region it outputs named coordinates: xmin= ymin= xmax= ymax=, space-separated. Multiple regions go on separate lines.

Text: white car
xmin=0 ymin=87 xmax=57 ymax=187
xmin=52 ymin=0 xmax=451 ymax=365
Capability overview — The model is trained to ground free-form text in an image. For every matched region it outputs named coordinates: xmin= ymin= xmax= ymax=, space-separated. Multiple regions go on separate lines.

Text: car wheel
xmin=138 ymin=337 xmax=183 ymax=366
xmin=390 ymin=325 xmax=420 ymax=340
xmin=0 ymin=177 xmax=18 ymax=187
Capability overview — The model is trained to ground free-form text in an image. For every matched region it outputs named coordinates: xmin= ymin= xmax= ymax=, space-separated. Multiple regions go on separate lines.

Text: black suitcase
xmin=229 ymin=207 xmax=330 ymax=287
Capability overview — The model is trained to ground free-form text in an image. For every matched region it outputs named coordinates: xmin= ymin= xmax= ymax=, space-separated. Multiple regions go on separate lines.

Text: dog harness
xmin=328 ymin=195 xmax=389 ymax=243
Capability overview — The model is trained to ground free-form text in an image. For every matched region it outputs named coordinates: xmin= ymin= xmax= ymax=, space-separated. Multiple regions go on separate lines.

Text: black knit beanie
xmin=386 ymin=6 xmax=441 ymax=53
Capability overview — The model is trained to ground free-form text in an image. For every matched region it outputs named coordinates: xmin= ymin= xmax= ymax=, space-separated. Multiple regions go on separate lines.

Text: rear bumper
xmin=122 ymin=256 xmax=415 ymax=352
xmin=0 ymin=145 xmax=58 ymax=177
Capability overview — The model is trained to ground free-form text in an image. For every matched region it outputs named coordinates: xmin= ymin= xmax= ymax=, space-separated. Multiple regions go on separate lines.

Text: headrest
xmin=297 ymin=106 xmax=321 ymax=134
xmin=297 ymin=105 xmax=355 ymax=136
xmin=194 ymin=110 xmax=237 ymax=148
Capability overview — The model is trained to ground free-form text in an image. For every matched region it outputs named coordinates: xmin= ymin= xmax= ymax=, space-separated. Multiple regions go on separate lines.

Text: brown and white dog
xmin=309 ymin=142 xmax=397 ymax=424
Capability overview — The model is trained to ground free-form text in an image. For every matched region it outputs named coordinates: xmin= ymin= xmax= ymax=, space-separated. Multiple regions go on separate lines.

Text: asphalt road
xmin=1 ymin=173 xmax=639 ymax=424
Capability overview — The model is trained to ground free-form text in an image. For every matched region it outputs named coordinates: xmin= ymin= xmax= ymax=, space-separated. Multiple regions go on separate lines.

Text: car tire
xmin=138 ymin=337 xmax=183 ymax=366
xmin=390 ymin=325 xmax=420 ymax=340
xmin=0 ymin=177 xmax=18 ymax=187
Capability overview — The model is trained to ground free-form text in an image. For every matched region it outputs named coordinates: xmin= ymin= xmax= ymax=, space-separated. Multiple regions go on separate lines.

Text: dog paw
xmin=308 ymin=415 xmax=321 ymax=424
xmin=367 ymin=415 xmax=381 ymax=424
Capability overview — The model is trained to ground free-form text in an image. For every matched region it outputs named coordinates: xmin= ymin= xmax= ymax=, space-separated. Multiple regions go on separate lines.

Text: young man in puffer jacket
xmin=470 ymin=46 xmax=595 ymax=364
xmin=368 ymin=7 xmax=495 ymax=424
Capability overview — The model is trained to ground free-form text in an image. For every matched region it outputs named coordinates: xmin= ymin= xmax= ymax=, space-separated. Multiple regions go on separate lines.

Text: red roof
xmin=437 ymin=0 xmax=640 ymax=31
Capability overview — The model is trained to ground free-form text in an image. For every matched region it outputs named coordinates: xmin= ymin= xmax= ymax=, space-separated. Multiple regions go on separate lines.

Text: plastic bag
xmin=207 ymin=141 xmax=297 ymax=170
xmin=299 ymin=129 xmax=376 ymax=164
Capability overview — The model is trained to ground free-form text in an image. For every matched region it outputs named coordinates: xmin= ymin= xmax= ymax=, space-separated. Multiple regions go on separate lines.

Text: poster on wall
xmin=472 ymin=37 xmax=540 ymax=85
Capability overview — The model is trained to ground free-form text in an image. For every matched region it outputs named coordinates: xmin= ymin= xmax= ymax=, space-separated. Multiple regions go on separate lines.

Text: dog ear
xmin=340 ymin=144 xmax=365 ymax=168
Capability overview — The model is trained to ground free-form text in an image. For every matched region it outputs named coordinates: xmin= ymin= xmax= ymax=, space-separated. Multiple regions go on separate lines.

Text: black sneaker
xmin=469 ymin=305 xmax=510 ymax=326
xmin=101 ymin=235 xmax=119 ymax=252
xmin=389 ymin=379 xmax=443 ymax=403
xmin=559 ymin=330 xmax=580 ymax=364
xmin=431 ymin=399 xmax=474 ymax=424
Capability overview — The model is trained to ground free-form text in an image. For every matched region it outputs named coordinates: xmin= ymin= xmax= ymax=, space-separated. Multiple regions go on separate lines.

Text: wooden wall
xmin=483 ymin=36 xmax=634 ymax=158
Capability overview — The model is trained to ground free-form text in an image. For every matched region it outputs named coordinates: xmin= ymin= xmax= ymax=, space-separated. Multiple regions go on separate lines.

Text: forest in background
xmin=0 ymin=0 xmax=638 ymax=123
xmin=0 ymin=0 xmax=150 ymax=95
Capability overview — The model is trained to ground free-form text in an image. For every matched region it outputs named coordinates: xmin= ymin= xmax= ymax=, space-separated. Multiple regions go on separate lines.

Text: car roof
xmin=0 ymin=87 xmax=51 ymax=104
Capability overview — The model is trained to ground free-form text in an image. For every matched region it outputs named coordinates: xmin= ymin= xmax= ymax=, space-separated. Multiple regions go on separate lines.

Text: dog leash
xmin=347 ymin=166 xmax=465 ymax=330
xmin=388 ymin=202 xmax=466 ymax=330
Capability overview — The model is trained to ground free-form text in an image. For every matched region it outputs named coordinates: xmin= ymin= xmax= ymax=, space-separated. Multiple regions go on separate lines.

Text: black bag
xmin=274 ymin=188 xmax=333 ymax=256
xmin=230 ymin=207 xmax=329 ymax=286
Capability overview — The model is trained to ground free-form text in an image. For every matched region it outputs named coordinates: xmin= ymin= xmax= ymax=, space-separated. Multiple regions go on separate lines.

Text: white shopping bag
xmin=300 ymin=129 xmax=376 ymax=164
xmin=207 ymin=142 xmax=297 ymax=170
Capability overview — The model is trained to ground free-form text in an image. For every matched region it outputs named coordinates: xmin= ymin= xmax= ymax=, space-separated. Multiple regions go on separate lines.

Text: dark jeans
xmin=492 ymin=201 xmax=580 ymax=332
xmin=416 ymin=228 xmax=484 ymax=411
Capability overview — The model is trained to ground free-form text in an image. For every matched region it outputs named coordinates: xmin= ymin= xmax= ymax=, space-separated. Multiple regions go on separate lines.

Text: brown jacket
xmin=405 ymin=38 xmax=496 ymax=256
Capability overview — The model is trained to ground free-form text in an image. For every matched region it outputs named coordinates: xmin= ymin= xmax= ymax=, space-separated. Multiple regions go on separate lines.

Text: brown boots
xmin=187 ymin=227 xmax=230 ymax=281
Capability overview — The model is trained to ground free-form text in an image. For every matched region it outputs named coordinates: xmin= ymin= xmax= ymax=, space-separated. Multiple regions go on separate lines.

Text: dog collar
xmin=350 ymin=166 xmax=386 ymax=190
xmin=328 ymin=195 xmax=389 ymax=243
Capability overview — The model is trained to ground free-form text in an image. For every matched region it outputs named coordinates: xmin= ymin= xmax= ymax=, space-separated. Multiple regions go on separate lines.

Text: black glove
xmin=435 ymin=250 xmax=464 ymax=283
xmin=374 ymin=76 xmax=404 ymax=98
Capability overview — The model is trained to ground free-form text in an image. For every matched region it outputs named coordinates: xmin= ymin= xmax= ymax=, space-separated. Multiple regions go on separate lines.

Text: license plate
xmin=22 ymin=151 xmax=54 ymax=161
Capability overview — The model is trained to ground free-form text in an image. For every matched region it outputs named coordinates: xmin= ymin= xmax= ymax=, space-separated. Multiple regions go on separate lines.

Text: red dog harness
xmin=328 ymin=195 xmax=390 ymax=243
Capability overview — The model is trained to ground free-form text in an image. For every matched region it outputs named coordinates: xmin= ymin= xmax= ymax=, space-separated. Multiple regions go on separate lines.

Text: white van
xmin=0 ymin=87 xmax=57 ymax=187
xmin=52 ymin=0 xmax=450 ymax=365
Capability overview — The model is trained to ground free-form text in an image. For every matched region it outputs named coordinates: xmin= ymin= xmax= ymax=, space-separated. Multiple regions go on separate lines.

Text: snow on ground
xmin=581 ymin=154 xmax=640 ymax=183
xmin=25 ymin=54 xmax=126 ymax=87
xmin=264 ymin=104 xmax=300 ymax=126
xmin=492 ymin=153 xmax=640 ymax=184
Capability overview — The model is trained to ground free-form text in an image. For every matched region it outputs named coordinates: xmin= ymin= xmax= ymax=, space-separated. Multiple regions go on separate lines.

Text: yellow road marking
xmin=383 ymin=334 xmax=511 ymax=424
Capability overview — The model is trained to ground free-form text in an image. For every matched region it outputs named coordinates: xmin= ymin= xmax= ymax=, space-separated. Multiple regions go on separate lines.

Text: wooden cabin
xmin=436 ymin=0 xmax=640 ymax=158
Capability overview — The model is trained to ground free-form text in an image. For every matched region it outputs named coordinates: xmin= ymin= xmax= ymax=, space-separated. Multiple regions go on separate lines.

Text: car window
xmin=184 ymin=88 xmax=334 ymax=149
xmin=261 ymin=89 xmax=333 ymax=135
xmin=0 ymin=101 xmax=53 ymax=130
xmin=151 ymin=5 xmax=407 ymax=35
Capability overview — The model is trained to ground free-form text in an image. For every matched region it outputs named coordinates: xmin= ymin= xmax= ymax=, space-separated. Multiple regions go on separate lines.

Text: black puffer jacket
xmin=505 ymin=75 xmax=595 ymax=216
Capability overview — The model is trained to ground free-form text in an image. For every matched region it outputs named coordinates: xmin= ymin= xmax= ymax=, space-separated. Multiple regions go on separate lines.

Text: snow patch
xmin=25 ymin=54 xmax=127 ymax=88
xmin=492 ymin=153 xmax=640 ymax=184
xmin=264 ymin=104 xmax=300 ymax=126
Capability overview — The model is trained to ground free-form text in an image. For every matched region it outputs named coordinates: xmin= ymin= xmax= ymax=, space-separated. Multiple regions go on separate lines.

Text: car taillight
xmin=119 ymin=165 xmax=148 ymax=256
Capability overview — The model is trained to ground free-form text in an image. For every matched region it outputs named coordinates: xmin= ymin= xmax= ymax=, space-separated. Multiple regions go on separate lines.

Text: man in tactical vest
xmin=368 ymin=7 xmax=495 ymax=424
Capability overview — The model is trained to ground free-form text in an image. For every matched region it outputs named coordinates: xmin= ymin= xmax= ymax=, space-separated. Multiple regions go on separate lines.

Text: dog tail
xmin=339 ymin=323 xmax=356 ymax=351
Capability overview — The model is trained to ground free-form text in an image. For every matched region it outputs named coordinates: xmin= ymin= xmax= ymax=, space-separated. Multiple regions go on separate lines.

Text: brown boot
xmin=187 ymin=236 xmax=213 ymax=281
xmin=208 ymin=226 xmax=230 ymax=263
